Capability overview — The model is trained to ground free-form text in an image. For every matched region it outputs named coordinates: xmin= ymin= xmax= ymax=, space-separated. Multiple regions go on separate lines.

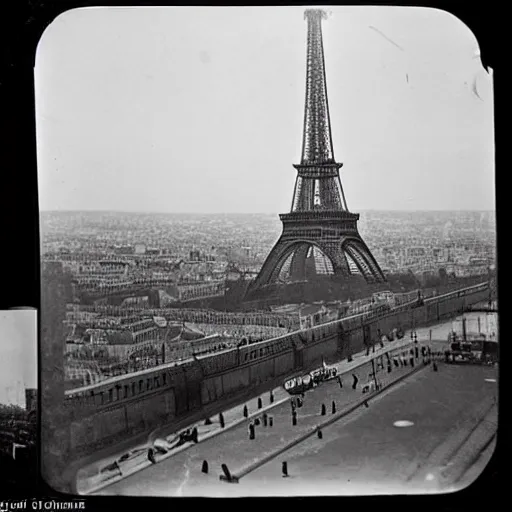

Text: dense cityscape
xmin=41 ymin=210 xmax=496 ymax=392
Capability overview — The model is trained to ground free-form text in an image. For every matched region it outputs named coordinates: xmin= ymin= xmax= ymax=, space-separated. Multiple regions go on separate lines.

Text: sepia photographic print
xmin=34 ymin=4 xmax=496 ymax=499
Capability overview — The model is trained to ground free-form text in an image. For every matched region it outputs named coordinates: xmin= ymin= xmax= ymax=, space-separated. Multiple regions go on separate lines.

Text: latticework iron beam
xmin=246 ymin=9 xmax=386 ymax=300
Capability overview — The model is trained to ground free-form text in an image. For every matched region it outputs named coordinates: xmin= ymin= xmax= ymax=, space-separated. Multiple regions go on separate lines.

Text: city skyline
xmin=36 ymin=6 xmax=494 ymax=215
xmin=40 ymin=208 xmax=496 ymax=214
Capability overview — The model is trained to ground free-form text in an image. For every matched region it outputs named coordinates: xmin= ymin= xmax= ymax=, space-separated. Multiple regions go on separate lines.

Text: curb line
xmin=82 ymin=397 xmax=290 ymax=495
xmin=83 ymin=340 xmax=422 ymax=495
xmin=442 ymin=401 xmax=496 ymax=468
xmin=446 ymin=404 xmax=498 ymax=484
xmin=230 ymin=361 xmax=429 ymax=481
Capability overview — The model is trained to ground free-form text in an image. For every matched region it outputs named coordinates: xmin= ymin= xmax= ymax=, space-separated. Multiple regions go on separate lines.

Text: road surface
xmin=80 ymin=335 xmax=418 ymax=493
xmin=87 ymin=310 xmax=497 ymax=495
xmin=97 ymin=358 xmax=496 ymax=497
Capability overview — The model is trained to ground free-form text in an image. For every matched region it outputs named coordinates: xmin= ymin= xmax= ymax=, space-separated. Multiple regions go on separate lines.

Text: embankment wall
xmin=62 ymin=283 xmax=490 ymax=464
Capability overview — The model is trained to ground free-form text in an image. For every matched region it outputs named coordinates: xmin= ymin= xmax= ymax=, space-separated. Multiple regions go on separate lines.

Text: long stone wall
xmin=62 ymin=282 xmax=491 ymax=466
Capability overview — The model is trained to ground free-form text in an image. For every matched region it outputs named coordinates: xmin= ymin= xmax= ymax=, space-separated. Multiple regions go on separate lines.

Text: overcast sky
xmin=0 ymin=311 xmax=37 ymax=407
xmin=35 ymin=6 xmax=494 ymax=214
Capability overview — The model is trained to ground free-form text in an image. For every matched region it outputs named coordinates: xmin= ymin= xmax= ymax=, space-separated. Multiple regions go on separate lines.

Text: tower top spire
xmin=300 ymin=7 xmax=336 ymax=166
xmin=244 ymin=9 xmax=386 ymax=302
xmin=304 ymin=8 xmax=329 ymax=21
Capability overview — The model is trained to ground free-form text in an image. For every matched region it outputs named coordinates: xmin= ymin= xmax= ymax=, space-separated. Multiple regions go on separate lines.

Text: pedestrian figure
xmin=201 ymin=460 xmax=209 ymax=474
xmin=321 ymin=403 xmax=326 ymax=416
xmin=269 ymin=416 xmax=274 ymax=427
xmin=332 ymin=400 xmax=336 ymax=414
xmin=410 ymin=357 xmax=414 ymax=367
xmin=258 ymin=397 xmax=263 ymax=409
xmin=393 ymin=358 xmax=399 ymax=367
xmin=219 ymin=412 xmax=225 ymax=429
xmin=270 ymin=391 xmax=274 ymax=404
xmin=263 ymin=413 xmax=268 ymax=427
xmin=221 ymin=464 xmax=235 ymax=483
xmin=282 ymin=461 xmax=289 ymax=478
xmin=387 ymin=363 xmax=392 ymax=373
xmin=292 ymin=411 xmax=297 ymax=426
xmin=249 ymin=423 xmax=255 ymax=440
xmin=243 ymin=405 xmax=248 ymax=418
xmin=317 ymin=429 xmax=323 ymax=439
xmin=352 ymin=374 xmax=359 ymax=390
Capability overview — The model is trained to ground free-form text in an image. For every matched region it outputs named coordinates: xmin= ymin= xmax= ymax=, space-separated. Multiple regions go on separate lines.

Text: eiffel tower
xmin=246 ymin=9 xmax=385 ymax=300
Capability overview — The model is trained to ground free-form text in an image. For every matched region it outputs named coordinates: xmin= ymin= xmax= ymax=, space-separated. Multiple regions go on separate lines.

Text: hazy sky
xmin=35 ymin=6 xmax=494 ymax=214
xmin=0 ymin=311 xmax=37 ymax=407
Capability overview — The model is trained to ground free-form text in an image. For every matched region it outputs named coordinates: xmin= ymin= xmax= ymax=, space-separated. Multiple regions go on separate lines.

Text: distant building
xmin=372 ymin=290 xmax=395 ymax=306
xmin=25 ymin=389 xmax=37 ymax=413
xmin=225 ymin=263 xmax=244 ymax=281
xmin=189 ymin=250 xmax=201 ymax=261
xmin=114 ymin=245 xmax=135 ymax=255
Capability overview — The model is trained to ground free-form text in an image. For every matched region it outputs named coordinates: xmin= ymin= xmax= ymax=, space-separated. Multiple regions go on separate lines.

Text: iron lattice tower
xmin=248 ymin=9 xmax=385 ymax=295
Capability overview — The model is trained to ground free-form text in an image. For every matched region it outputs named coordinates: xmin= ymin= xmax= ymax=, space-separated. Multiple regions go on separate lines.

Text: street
xmin=97 ymin=359 xmax=496 ymax=496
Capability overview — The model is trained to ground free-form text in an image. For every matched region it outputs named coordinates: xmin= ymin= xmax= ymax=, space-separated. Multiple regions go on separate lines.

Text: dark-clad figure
xmin=352 ymin=374 xmax=359 ymax=390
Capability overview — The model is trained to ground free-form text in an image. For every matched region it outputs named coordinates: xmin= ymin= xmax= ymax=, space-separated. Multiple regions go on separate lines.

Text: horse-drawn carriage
xmin=283 ymin=360 xmax=338 ymax=395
